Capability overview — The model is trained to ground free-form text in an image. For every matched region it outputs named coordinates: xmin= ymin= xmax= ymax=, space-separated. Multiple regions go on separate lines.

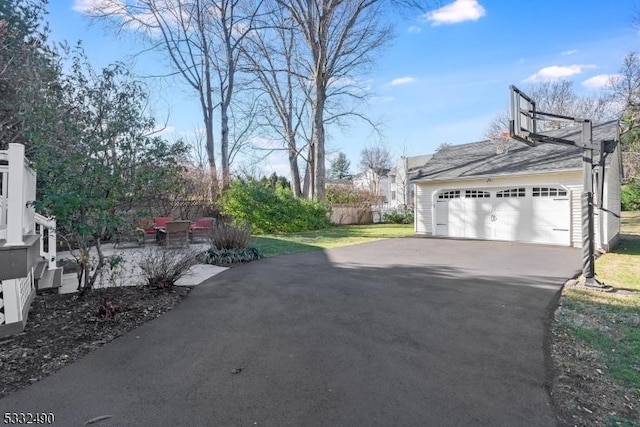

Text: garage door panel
xmin=448 ymin=198 xmax=465 ymax=237
xmin=434 ymin=187 xmax=571 ymax=246
xmin=530 ymin=197 xmax=570 ymax=245
xmin=464 ymin=199 xmax=492 ymax=239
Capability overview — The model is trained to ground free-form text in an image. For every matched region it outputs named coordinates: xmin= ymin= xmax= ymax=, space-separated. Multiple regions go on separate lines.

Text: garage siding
xmin=604 ymin=146 xmax=622 ymax=249
xmin=414 ymin=171 xmax=583 ymax=246
xmin=566 ymin=183 xmax=583 ymax=247
xmin=415 ymin=185 xmax=433 ymax=235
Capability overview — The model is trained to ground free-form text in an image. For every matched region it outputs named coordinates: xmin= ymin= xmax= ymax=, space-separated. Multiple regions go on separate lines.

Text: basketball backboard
xmin=509 ymin=85 xmax=537 ymax=146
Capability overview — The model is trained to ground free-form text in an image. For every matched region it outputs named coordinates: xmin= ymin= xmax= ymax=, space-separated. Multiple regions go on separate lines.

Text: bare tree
xmin=274 ymin=0 xmax=426 ymax=200
xmin=610 ymin=52 xmax=640 ymax=180
xmin=360 ymin=142 xmax=391 ymax=195
xmin=241 ymin=4 xmax=311 ymax=197
xmin=82 ymin=0 xmax=264 ymax=189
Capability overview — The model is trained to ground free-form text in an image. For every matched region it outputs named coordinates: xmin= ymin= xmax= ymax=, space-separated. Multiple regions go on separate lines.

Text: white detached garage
xmin=411 ymin=121 xmax=622 ymax=249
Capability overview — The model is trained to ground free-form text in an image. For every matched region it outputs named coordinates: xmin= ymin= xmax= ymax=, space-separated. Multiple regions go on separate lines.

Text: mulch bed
xmin=0 ymin=286 xmax=191 ymax=399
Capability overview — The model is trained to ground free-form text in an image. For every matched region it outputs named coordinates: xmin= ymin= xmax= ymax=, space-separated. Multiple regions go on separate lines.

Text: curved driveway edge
xmin=0 ymin=238 xmax=580 ymax=426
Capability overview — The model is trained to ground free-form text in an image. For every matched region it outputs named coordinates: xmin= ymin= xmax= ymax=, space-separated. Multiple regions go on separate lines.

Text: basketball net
xmin=490 ymin=130 xmax=513 ymax=155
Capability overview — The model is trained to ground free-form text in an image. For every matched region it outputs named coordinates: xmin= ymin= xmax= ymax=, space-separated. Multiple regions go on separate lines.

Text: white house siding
xmin=565 ymin=183 xmax=585 ymax=248
xmin=603 ymin=145 xmax=622 ymax=249
xmin=414 ymin=171 xmax=584 ymax=245
xmin=415 ymin=185 xmax=434 ymax=234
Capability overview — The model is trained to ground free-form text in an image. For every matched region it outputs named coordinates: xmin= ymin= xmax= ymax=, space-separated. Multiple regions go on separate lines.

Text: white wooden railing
xmin=0 ymin=143 xmax=37 ymax=245
xmin=0 ymin=151 xmax=8 ymax=242
xmin=35 ymin=213 xmax=57 ymax=269
xmin=0 ymin=143 xmax=57 ymax=331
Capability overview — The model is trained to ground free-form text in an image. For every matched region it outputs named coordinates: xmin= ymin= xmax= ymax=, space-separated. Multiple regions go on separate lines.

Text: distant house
xmin=352 ymin=155 xmax=434 ymax=212
xmin=410 ymin=121 xmax=622 ymax=249
xmin=387 ymin=155 xmax=433 ymax=209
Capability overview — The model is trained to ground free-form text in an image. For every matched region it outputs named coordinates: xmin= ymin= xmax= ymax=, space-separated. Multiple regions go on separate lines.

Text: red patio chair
xmin=189 ymin=217 xmax=215 ymax=242
xmin=136 ymin=216 xmax=173 ymax=244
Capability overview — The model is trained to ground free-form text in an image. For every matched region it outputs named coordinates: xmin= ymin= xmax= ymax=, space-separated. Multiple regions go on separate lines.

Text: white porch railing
xmin=0 ymin=273 xmax=35 ymax=327
xmin=0 ymin=152 xmax=8 ymax=242
xmin=0 ymin=143 xmax=57 ymax=331
xmin=0 ymin=143 xmax=36 ymax=244
xmin=35 ymin=213 xmax=57 ymax=269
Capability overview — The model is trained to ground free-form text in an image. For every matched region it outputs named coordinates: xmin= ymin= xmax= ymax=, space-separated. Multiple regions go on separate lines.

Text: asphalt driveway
xmin=0 ymin=238 xmax=580 ymax=426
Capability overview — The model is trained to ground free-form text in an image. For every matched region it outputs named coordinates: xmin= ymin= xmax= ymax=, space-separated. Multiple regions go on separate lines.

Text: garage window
xmin=532 ymin=187 xmax=567 ymax=197
xmin=438 ymin=190 xmax=460 ymax=199
xmin=465 ymin=190 xmax=490 ymax=198
xmin=496 ymin=188 xmax=525 ymax=198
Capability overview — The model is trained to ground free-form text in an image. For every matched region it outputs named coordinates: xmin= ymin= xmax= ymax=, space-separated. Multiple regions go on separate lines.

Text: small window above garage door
xmin=496 ymin=188 xmax=526 ymax=198
xmin=438 ymin=190 xmax=461 ymax=199
xmin=532 ymin=187 xmax=567 ymax=197
xmin=465 ymin=190 xmax=490 ymax=198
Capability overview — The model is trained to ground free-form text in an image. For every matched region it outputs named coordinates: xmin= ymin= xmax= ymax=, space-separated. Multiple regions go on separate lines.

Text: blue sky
xmin=47 ymin=0 xmax=640 ymax=176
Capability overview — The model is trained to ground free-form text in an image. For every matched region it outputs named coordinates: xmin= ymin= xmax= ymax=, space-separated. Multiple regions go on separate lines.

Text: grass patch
xmin=557 ymin=289 xmax=640 ymax=388
xmin=620 ymin=211 xmax=640 ymax=236
xmin=554 ymin=211 xmax=640 ymax=424
xmin=252 ymin=224 xmax=413 ymax=257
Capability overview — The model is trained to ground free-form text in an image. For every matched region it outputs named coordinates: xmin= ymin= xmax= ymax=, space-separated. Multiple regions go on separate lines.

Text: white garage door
xmin=434 ymin=187 xmax=570 ymax=246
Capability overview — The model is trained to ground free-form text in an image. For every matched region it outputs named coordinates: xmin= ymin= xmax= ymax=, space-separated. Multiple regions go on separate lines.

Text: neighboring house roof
xmin=411 ymin=120 xmax=619 ymax=182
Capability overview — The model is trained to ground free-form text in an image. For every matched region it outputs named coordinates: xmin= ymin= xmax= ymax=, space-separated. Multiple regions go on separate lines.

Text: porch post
xmin=6 ymin=143 xmax=25 ymax=245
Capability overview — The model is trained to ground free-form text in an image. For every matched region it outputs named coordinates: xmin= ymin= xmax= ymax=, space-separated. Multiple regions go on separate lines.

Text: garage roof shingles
xmin=411 ymin=120 xmax=619 ymax=181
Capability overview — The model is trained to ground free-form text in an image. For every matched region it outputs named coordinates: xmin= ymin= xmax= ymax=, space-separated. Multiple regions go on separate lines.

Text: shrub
xmin=325 ymin=185 xmax=375 ymax=205
xmin=222 ymin=180 xmax=331 ymax=234
xmin=208 ymin=221 xmax=252 ymax=249
xmin=383 ymin=209 xmax=414 ymax=224
xmin=200 ymin=247 xmax=262 ymax=266
xmin=137 ymin=247 xmax=198 ymax=290
xmin=621 ymin=181 xmax=640 ymax=211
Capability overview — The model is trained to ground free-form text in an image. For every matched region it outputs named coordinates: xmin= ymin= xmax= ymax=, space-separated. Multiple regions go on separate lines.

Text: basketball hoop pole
xmin=580 ymin=120 xmax=600 ymax=287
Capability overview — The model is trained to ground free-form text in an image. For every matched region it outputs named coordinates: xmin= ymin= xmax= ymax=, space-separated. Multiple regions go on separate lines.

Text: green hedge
xmin=383 ymin=209 xmax=414 ymax=224
xmin=222 ymin=180 xmax=331 ymax=234
xmin=621 ymin=181 xmax=640 ymax=211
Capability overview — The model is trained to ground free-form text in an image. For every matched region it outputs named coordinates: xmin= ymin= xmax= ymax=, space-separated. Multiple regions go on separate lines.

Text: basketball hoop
xmin=508 ymin=85 xmax=615 ymax=290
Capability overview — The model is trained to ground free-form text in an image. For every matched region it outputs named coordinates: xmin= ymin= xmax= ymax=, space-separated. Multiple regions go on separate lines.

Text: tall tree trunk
xmin=203 ymin=101 xmax=219 ymax=197
xmin=288 ymin=130 xmax=302 ymax=197
xmin=200 ymin=8 xmax=219 ymax=198
xmin=221 ymin=18 xmax=234 ymax=188
xmin=221 ymin=99 xmax=230 ymax=187
xmin=303 ymin=144 xmax=313 ymax=199
xmin=312 ymin=81 xmax=326 ymax=200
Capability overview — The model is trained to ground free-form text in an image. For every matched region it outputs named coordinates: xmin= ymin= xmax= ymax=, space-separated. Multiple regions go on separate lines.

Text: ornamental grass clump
xmin=137 ymin=247 xmax=199 ymax=290
xmin=201 ymin=221 xmax=262 ymax=265
xmin=207 ymin=221 xmax=253 ymax=249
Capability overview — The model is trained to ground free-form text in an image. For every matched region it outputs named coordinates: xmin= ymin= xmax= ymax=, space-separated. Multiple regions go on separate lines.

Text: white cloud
xmin=408 ymin=26 xmax=422 ymax=34
xmin=73 ymin=0 xmax=122 ymax=14
xmin=389 ymin=76 xmax=416 ymax=86
xmin=524 ymin=64 xmax=595 ymax=82
xmin=561 ymin=49 xmax=578 ymax=56
xmin=424 ymin=0 xmax=486 ymax=26
xmin=582 ymin=74 xmax=620 ymax=89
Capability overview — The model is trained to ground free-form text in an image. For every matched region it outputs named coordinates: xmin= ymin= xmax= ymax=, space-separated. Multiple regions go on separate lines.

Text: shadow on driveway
xmin=0 ymin=238 xmax=580 ymax=426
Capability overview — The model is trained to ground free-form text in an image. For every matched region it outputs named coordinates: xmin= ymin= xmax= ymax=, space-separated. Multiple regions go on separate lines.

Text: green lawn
xmin=252 ymin=224 xmax=414 ymax=257
xmin=555 ymin=211 xmax=640 ymax=424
